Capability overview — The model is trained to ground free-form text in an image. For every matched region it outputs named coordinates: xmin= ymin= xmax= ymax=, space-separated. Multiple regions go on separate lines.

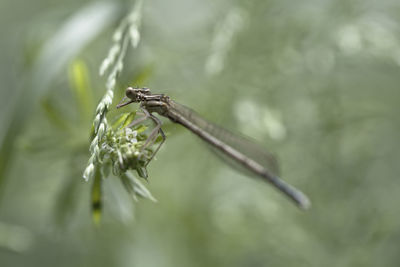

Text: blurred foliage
xmin=1 ymin=0 xmax=400 ymax=267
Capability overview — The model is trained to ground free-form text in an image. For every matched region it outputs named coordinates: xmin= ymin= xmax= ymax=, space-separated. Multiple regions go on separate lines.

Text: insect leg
xmin=136 ymin=108 xmax=165 ymax=165
xmin=143 ymin=115 xmax=166 ymax=166
xmin=126 ymin=107 xmax=149 ymax=128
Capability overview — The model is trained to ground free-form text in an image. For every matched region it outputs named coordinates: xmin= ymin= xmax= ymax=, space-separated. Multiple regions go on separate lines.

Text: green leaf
xmin=123 ymin=172 xmax=156 ymax=202
xmin=121 ymin=112 xmax=137 ymax=128
xmin=136 ymin=166 xmax=148 ymax=179
xmin=69 ymin=59 xmax=94 ymax=120
xmin=91 ymin=166 xmax=102 ymax=226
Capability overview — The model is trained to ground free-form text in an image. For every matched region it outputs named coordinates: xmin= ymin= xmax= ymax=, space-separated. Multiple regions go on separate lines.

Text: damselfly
xmin=117 ymin=87 xmax=310 ymax=209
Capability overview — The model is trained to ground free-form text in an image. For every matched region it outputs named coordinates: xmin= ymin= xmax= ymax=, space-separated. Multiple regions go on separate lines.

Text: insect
xmin=117 ymin=87 xmax=310 ymax=209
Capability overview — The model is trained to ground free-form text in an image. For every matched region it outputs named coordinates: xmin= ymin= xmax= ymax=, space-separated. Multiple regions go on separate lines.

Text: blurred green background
xmin=1 ymin=0 xmax=400 ymax=266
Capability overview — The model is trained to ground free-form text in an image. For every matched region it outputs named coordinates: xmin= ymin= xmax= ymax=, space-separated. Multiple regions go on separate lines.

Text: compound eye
xmin=126 ymin=87 xmax=136 ymax=99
